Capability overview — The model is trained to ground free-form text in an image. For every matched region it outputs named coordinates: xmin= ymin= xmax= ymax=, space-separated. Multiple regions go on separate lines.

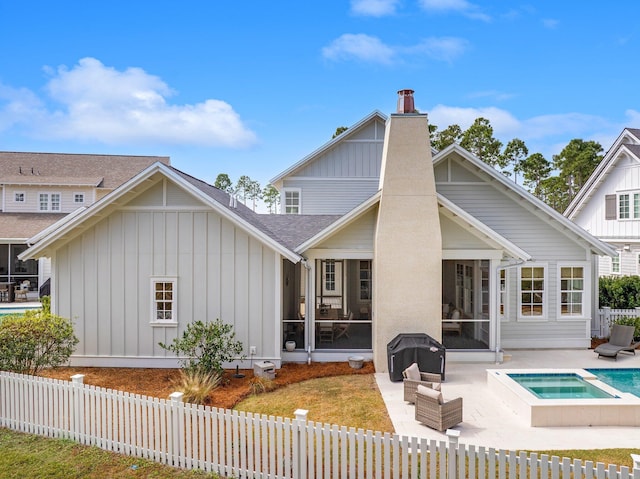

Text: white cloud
xmin=323 ymin=34 xmax=468 ymax=64
xmin=406 ymin=37 xmax=468 ymax=63
xmin=419 ymin=0 xmax=491 ymax=21
xmin=322 ymin=34 xmax=396 ymax=64
xmin=351 ymin=0 xmax=399 ymax=17
xmin=542 ymin=18 xmax=559 ymax=29
xmin=0 ymin=57 xmax=256 ymax=148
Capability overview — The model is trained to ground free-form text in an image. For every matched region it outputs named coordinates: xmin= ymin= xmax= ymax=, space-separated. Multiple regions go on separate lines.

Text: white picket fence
xmin=1 ymin=371 xmax=639 ymax=479
xmin=595 ymin=307 xmax=640 ymax=337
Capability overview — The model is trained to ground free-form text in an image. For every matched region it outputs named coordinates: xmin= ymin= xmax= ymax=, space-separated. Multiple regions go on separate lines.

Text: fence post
xmin=169 ymin=392 xmax=184 ymax=468
xmin=446 ymin=429 xmax=460 ymax=479
xmin=602 ymin=307 xmax=611 ymax=337
xmin=294 ymin=409 xmax=308 ymax=479
xmin=71 ymin=374 xmax=85 ymax=443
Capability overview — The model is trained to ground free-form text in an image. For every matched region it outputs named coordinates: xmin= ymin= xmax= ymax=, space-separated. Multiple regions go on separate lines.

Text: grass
xmin=235 ymin=374 xmax=394 ymax=432
xmin=0 ymin=428 xmax=220 ymax=478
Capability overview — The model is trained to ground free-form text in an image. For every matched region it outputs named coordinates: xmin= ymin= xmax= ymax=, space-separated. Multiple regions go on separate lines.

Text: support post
xmin=294 ymin=409 xmax=309 ymax=479
xmin=71 ymin=374 xmax=85 ymax=443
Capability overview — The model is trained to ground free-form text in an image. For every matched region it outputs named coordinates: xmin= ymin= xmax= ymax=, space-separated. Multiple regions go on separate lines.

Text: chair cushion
xmin=403 ymin=362 xmax=421 ymax=381
xmin=432 ymin=382 xmax=441 ymax=391
xmin=417 ymin=384 xmax=443 ymax=404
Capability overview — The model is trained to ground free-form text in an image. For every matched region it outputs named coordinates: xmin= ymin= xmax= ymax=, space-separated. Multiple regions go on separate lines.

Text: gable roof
xmin=433 ymin=143 xmax=617 ymax=258
xmin=565 ymin=128 xmax=640 ymax=219
xmin=269 ymin=110 xmax=387 ymax=187
xmin=0 ymin=151 xmax=170 ymax=189
xmin=21 ymin=163 xmax=302 ymax=263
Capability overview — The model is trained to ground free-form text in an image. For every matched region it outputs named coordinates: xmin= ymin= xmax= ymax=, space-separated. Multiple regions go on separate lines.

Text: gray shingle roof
xmin=0 ymin=152 xmax=170 ymax=189
xmin=0 ymin=213 xmax=67 ymax=239
xmin=626 ymin=144 xmax=640 ymax=156
xmin=170 ymin=166 xmax=341 ymax=252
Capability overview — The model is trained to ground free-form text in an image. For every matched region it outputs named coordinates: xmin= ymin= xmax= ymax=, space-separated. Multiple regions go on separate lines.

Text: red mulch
xmin=38 ymin=361 xmax=375 ymax=410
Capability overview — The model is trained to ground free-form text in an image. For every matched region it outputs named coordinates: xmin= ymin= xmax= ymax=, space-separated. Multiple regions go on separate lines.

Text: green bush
xmin=599 ymin=275 xmax=640 ymax=308
xmin=610 ymin=316 xmax=640 ymax=338
xmin=158 ymin=319 xmax=245 ymax=375
xmin=0 ymin=310 xmax=79 ymax=375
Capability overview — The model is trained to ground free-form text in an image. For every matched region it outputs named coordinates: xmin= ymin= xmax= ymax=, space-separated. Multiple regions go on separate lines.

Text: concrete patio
xmin=375 ymin=348 xmax=640 ymax=450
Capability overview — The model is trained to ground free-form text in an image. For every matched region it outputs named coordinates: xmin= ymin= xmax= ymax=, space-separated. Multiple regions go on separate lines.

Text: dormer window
xmin=74 ymin=193 xmax=85 ymax=204
xmin=39 ymin=192 xmax=61 ymax=212
xmin=618 ymin=192 xmax=640 ymax=219
xmin=14 ymin=192 xmax=25 ymax=203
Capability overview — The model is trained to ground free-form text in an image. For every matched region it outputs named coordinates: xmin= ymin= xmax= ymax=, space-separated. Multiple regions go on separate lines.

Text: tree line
xmin=213 ymin=173 xmax=280 ymax=213
xmin=216 ymin=119 xmax=605 ymax=214
xmin=428 ymin=118 xmax=603 ymax=212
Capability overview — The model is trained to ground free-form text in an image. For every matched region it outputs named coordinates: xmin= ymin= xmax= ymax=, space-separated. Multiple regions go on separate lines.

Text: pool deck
xmin=375 ymin=348 xmax=640 ymax=450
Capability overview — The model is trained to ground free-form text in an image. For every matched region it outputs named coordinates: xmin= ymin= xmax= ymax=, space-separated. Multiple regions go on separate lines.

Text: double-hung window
xmin=39 ymin=192 xmax=61 ymax=211
xmin=559 ymin=266 xmax=584 ymax=317
xmin=612 ymin=253 xmax=621 ymax=274
xmin=283 ymin=189 xmax=300 ymax=214
xmin=519 ymin=265 xmax=545 ymax=318
xmin=151 ymin=278 xmax=177 ymax=324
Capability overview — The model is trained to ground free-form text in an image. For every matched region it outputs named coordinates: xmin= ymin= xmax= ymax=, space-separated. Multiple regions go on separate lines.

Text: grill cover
xmin=386 ymin=333 xmax=446 ymax=382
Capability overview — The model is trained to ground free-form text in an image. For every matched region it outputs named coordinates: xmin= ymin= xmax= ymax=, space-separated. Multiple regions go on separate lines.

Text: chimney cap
xmin=396 ymin=89 xmax=415 ymax=114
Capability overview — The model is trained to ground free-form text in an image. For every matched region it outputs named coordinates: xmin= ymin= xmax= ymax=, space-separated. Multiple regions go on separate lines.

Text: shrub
xmin=610 ymin=316 xmax=640 ymax=338
xmin=173 ymin=369 xmax=222 ymax=404
xmin=599 ymin=275 xmax=640 ymax=308
xmin=249 ymin=376 xmax=276 ymax=395
xmin=0 ymin=310 xmax=79 ymax=375
xmin=158 ymin=319 xmax=245 ymax=375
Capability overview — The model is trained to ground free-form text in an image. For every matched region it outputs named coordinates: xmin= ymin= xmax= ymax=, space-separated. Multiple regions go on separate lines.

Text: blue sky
xmin=1 ymin=1 xmax=639 ymax=197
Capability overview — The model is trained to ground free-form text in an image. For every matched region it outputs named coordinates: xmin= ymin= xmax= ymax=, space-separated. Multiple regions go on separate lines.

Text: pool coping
xmin=487 ymin=368 xmax=640 ymax=427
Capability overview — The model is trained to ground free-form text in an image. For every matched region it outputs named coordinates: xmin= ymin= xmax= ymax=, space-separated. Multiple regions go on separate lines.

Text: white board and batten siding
xmin=435 ymin=157 xmax=593 ymax=348
xmin=52 ymin=179 xmax=280 ymax=367
xmin=282 ymin=120 xmax=384 ymax=215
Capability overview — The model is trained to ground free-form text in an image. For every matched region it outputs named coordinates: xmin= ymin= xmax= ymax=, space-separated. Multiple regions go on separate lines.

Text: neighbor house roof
xmin=0 ymin=213 xmax=67 ymax=241
xmin=0 ymin=152 xmax=170 ymax=189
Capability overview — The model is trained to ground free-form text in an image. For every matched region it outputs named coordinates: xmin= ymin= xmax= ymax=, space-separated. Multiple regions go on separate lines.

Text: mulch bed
xmin=38 ymin=361 xmax=375 ymax=410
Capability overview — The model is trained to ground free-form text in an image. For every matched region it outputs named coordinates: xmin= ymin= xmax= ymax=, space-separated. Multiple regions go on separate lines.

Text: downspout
xmin=301 ymin=258 xmax=312 ymax=365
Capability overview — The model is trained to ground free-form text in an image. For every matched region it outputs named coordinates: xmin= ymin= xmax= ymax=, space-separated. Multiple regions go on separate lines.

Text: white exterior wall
xmin=3 ymin=185 xmax=94 ymax=213
xmin=52 ymin=181 xmax=280 ymax=367
xmin=281 ymin=118 xmax=385 ymax=215
xmin=436 ymin=157 xmax=593 ymax=348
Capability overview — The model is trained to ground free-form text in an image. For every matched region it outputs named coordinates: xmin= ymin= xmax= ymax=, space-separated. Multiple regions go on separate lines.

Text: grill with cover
xmin=387 ymin=333 xmax=446 ymax=382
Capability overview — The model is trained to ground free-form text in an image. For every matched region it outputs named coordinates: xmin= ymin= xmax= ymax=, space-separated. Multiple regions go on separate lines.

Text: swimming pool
xmin=0 ymin=306 xmax=42 ymax=317
xmin=507 ymin=372 xmax=615 ymax=399
xmin=487 ymin=368 xmax=640 ymax=427
xmin=587 ymin=368 xmax=640 ymax=397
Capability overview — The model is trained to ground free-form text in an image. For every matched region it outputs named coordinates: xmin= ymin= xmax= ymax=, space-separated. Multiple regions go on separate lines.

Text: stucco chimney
xmin=396 ymin=89 xmax=415 ymax=114
xmin=373 ymin=89 xmax=442 ymax=372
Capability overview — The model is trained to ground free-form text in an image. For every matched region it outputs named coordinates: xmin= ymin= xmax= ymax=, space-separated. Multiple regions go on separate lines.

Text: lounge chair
xmin=594 ymin=324 xmax=637 ymax=360
xmin=402 ymin=362 xmax=442 ymax=403
xmin=414 ymin=384 xmax=463 ymax=432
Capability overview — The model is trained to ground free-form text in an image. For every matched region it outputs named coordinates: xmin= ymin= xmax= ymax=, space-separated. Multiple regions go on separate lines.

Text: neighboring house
xmin=0 ymin=152 xmax=170 ymax=299
xmin=565 ymin=128 xmax=640 ymax=277
xmin=22 ymin=90 xmax=615 ymax=370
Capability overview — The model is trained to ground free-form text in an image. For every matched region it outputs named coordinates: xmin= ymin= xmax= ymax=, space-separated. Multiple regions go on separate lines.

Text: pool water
xmin=507 ymin=373 xmax=615 ymax=399
xmin=587 ymin=368 xmax=640 ymax=397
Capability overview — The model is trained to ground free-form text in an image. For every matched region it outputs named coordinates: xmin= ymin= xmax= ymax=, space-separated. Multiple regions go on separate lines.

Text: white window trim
xmin=618 ymin=191 xmax=640 ymax=220
xmin=556 ymin=263 xmax=590 ymax=320
xmin=14 ymin=191 xmax=25 ymax=203
xmin=636 ymin=253 xmax=640 ymax=275
xmin=150 ymin=277 xmax=178 ymax=326
xmin=38 ymin=191 xmax=62 ymax=212
xmin=611 ymin=252 xmax=621 ymax=275
xmin=517 ymin=263 xmax=548 ymax=321
xmin=282 ymin=188 xmax=301 ymax=215
xmin=73 ymin=192 xmax=85 ymax=204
